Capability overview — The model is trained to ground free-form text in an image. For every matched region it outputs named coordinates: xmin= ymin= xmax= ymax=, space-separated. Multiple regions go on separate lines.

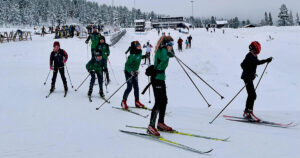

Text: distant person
xmin=185 ymin=39 xmax=189 ymax=49
xmin=85 ymin=26 xmax=101 ymax=58
xmin=187 ymin=35 xmax=192 ymax=48
xmin=97 ymin=36 xmax=110 ymax=84
xmin=177 ymin=37 xmax=183 ymax=52
xmin=240 ymin=41 xmax=273 ymax=122
xmin=143 ymin=41 xmax=153 ymax=65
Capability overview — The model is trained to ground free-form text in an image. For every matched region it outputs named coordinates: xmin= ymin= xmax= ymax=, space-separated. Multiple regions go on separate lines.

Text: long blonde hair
xmin=154 ymin=36 xmax=174 ymax=53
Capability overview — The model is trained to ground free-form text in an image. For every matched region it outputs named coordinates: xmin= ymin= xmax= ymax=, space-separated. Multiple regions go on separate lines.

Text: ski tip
xmin=204 ymin=149 xmax=214 ymax=154
xmin=96 ymin=108 xmax=99 ymax=110
xmin=221 ymin=96 xmax=224 ymax=99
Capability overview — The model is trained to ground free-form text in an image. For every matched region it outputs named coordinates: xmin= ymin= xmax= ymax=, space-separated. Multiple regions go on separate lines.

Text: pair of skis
xmin=223 ymin=115 xmax=296 ymax=128
xmin=112 ymin=106 xmax=149 ymax=118
xmin=120 ymin=124 xmax=230 ymax=155
xmin=88 ymin=95 xmax=110 ymax=103
xmin=46 ymin=91 xmax=67 ymax=98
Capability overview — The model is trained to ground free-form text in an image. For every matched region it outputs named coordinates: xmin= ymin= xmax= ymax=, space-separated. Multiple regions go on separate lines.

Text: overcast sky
xmin=91 ymin=0 xmax=300 ymax=23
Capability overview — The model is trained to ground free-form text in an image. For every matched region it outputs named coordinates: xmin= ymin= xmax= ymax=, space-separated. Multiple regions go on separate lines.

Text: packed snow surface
xmin=0 ymin=26 xmax=299 ymax=158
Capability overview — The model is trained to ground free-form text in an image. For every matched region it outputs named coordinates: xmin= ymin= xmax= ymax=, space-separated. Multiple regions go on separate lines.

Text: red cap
xmin=53 ymin=41 xmax=60 ymax=47
xmin=249 ymin=41 xmax=261 ymax=54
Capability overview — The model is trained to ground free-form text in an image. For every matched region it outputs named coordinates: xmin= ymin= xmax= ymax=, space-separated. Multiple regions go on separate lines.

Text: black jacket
xmin=241 ymin=52 xmax=267 ymax=81
xmin=50 ymin=49 xmax=68 ymax=68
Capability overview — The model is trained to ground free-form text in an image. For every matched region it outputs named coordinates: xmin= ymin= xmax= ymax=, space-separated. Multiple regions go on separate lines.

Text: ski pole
xmin=255 ymin=62 xmax=269 ymax=90
xmin=96 ymin=75 xmax=134 ymax=110
xmin=65 ymin=64 xmax=74 ymax=88
xmin=103 ymin=72 xmax=108 ymax=93
xmin=43 ymin=69 xmax=52 ymax=85
xmin=108 ymin=59 xmax=119 ymax=85
xmin=174 ymin=55 xmax=211 ymax=107
xmin=209 ymin=83 xmax=247 ymax=124
xmin=148 ymin=77 xmax=151 ymax=103
xmin=75 ymin=74 xmax=90 ymax=91
xmin=177 ymin=57 xmax=224 ymax=99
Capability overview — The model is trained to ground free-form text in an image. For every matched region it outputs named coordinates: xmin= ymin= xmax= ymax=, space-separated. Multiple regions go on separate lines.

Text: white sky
xmin=91 ymin=0 xmax=300 ymax=23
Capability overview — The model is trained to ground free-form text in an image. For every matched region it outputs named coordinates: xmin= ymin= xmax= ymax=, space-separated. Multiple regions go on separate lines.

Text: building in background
xmin=134 ymin=19 xmax=146 ymax=32
xmin=215 ymin=21 xmax=229 ymax=28
xmin=152 ymin=17 xmax=192 ymax=29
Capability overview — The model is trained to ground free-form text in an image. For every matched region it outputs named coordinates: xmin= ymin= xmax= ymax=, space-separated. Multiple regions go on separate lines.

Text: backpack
xmin=145 ymin=65 xmax=155 ymax=77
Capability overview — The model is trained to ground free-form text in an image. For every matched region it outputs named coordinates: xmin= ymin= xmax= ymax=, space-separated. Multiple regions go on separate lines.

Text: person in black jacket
xmin=49 ymin=41 xmax=68 ymax=93
xmin=240 ymin=41 xmax=272 ymax=121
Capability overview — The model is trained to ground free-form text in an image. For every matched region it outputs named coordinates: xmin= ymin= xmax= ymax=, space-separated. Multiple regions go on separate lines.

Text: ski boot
xmin=147 ymin=125 xmax=160 ymax=136
xmin=243 ymin=110 xmax=261 ymax=122
xmin=99 ymin=90 xmax=105 ymax=98
xmin=50 ymin=85 xmax=55 ymax=93
xmin=88 ymin=89 xmax=92 ymax=97
xmin=135 ymin=100 xmax=145 ymax=108
xmin=157 ymin=122 xmax=173 ymax=132
xmin=121 ymin=100 xmax=129 ymax=110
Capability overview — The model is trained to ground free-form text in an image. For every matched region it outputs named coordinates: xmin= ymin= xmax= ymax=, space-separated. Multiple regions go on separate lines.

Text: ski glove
xmin=50 ymin=66 xmax=53 ymax=70
xmin=85 ymin=40 xmax=89 ymax=44
xmin=63 ymin=59 xmax=67 ymax=64
xmin=266 ymin=57 xmax=273 ymax=63
xmin=130 ymin=71 xmax=139 ymax=77
xmin=88 ymin=70 xmax=95 ymax=74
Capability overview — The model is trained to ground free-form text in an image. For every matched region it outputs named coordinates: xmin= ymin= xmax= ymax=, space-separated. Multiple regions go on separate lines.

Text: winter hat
xmin=131 ymin=41 xmax=141 ymax=48
xmin=94 ymin=51 xmax=102 ymax=57
xmin=53 ymin=41 xmax=60 ymax=47
xmin=249 ymin=41 xmax=261 ymax=54
xmin=100 ymin=36 xmax=106 ymax=41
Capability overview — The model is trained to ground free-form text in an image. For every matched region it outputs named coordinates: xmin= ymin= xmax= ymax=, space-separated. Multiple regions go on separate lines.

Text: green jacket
xmin=86 ymin=32 xmax=101 ymax=49
xmin=125 ymin=50 xmax=142 ymax=73
xmin=97 ymin=43 xmax=110 ymax=60
xmin=86 ymin=58 xmax=103 ymax=73
xmin=154 ymin=47 xmax=174 ymax=80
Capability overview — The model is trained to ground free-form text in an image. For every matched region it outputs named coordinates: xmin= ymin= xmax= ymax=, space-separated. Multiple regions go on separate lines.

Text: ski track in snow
xmin=0 ymin=26 xmax=300 ymax=158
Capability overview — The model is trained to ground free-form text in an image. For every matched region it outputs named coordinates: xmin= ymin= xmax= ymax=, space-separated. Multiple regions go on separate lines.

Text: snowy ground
xmin=0 ymin=27 xmax=299 ymax=158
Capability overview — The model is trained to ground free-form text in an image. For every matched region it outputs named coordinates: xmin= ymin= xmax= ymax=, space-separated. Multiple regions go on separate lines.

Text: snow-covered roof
xmin=216 ymin=21 xmax=228 ymax=25
xmin=134 ymin=19 xmax=145 ymax=23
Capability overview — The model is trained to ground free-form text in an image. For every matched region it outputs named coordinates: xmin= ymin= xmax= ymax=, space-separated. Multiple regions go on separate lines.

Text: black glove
xmin=130 ymin=71 xmax=138 ymax=77
xmin=85 ymin=40 xmax=89 ymax=44
xmin=266 ymin=57 xmax=273 ymax=63
xmin=88 ymin=70 xmax=95 ymax=73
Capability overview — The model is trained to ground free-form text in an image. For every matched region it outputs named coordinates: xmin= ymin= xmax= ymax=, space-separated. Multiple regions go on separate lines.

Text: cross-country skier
xmin=185 ymin=39 xmax=189 ymax=49
xmin=121 ymin=41 xmax=145 ymax=110
xmin=85 ymin=26 xmax=101 ymax=58
xmin=187 ymin=35 xmax=192 ymax=48
xmin=49 ymin=41 xmax=68 ymax=93
xmin=97 ymin=36 xmax=110 ymax=84
xmin=86 ymin=51 xmax=105 ymax=98
xmin=177 ymin=37 xmax=183 ymax=52
xmin=147 ymin=36 xmax=175 ymax=136
xmin=143 ymin=41 xmax=153 ymax=65
xmin=241 ymin=41 xmax=273 ymax=122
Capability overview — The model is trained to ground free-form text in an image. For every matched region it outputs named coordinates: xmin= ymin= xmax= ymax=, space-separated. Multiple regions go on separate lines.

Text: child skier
xmin=86 ymin=51 xmax=105 ymax=98
xmin=49 ymin=41 xmax=68 ymax=93
xmin=185 ymin=39 xmax=189 ymax=49
xmin=85 ymin=26 xmax=101 ymax=58
xmin=143 ymin=41 xmax=153 ymax=65
xmin=241 ymin=41 xmax=273 ymax=122
xmin=121 ymin=41 xmax=145 ymax=110
xmin=147 ymin=36 xmax=175 ymax=136
xmin=97 ymin=36 xmax=110 ymax=84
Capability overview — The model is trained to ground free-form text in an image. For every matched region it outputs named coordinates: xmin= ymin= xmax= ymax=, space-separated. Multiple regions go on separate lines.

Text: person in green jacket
xmin=85 ymin=26 xmax=101 ymax=58
xmin=121 ymin=41 xmax=145 ymax=110
xmin=97 ymin=36 xmax=110 ymax=84
xmin=86 ymin=51 xmax=105 ymax=98
xmin=147 ymin=36 xmax=175 ymax=136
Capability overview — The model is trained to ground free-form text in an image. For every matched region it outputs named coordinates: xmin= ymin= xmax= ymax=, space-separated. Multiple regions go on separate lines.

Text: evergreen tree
xmin=264 ymin=12 xmax=269 ymax=25
xmin=296 ymin=13 xmax=300 ymax=25
xmin=269 ymin=12 xmax=273 ymax=26
xmin=278 ymin=4 xmax=289 ymax=26
xmin=288 ymin=10 xmax=294 ymax=26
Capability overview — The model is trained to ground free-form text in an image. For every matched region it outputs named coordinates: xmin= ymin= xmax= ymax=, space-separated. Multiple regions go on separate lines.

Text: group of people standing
xmin=177 ymin=35 xmax=192 ymax=52
xmin=47 ymin=27 xmax=273 ymax=136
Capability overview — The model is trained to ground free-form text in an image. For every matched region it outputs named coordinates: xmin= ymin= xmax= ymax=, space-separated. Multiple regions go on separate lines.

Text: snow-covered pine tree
xmin=288 ymin=10 xmax=294 ymax=26
xmin=278 ymin=4 xmax=289 ymax=26
xmin=264 ymin=12 xmax=269 ymax=25
xmin=269 ymin=12 xmax=273 ymax=26
xmin=296 ymin=13 xmax=300 ymax=25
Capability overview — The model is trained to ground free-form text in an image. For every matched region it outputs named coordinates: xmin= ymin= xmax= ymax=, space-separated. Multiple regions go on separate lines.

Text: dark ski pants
xmin=89 ymin=71 xmax=103 ymax=93
xmin=91 ymin=48 xmax=96 ymax=59
xmin=144 ymin=52 xmax=151 ymax=64
xmin=178 ymin=44 xmax=182 ymax=51
xmin=150 ymin=80 xmax=168 ymax=127
xmin=51 ymin=67 xmax=67 ymax=87
xmin=122 ymin=71 xmax=139 ymax=101
xmin=102 ymin=59 xmax=110 ymax=81
xmin=244 ymin=79 xmax=257 ymax=112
